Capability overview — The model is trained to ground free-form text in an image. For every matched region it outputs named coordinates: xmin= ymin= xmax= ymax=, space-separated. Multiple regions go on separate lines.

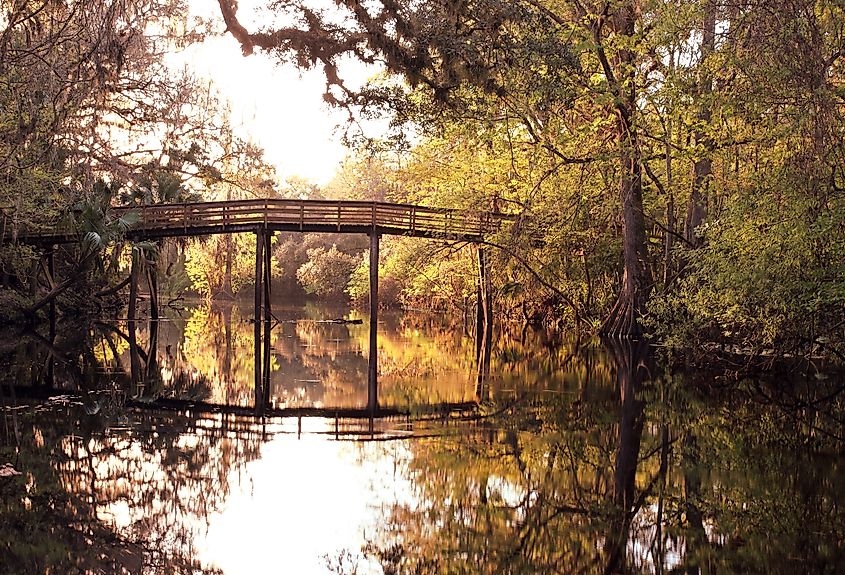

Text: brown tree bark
xmin=598 ymin=1 xmax=652 ymax=337
xmin=684 ymin=0 xmax=716 ymax=246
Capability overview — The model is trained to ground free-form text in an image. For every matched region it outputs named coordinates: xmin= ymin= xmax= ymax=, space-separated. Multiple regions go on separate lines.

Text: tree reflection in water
xmin=356 ymin=341 xmax=845 ymax=575
xmin=1 ymin=305 xmax=844 ymax=573
xmin=140 ymin=301 xmax=492 ymax=409
xmin=1 ymin=400 xmax=260 ymax=574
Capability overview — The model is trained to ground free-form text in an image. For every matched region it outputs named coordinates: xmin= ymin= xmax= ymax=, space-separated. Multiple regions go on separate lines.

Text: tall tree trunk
xmin=685 ymin=0 xmax=716 ymax=246
xmin=220 ymin=184 xmax=235 ymax=298
xmin=664 ymin=47 xmax=677 ymax=289
xmin=145 ymin=253 xmax=159 ymax=383
xmin=599 ymin=1 xmax=651 ymax=337
xmin=223 ymin=302 xmax=233 ymax=396
xmin=128 ymin=252 xmax=141 ymax=393
xmin=221 ymin=233 xmax=234 ymax=297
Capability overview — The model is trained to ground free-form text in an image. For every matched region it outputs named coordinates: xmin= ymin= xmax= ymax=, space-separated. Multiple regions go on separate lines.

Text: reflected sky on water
xmin=1 ymin=301 xmax=844 ymax=574
xmin=196 ymin=420 xmax=413 ymax=574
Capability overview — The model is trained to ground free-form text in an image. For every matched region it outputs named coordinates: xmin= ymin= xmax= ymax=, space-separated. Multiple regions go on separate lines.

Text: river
xmin=0 ymin=299 xmax=843 ymax=574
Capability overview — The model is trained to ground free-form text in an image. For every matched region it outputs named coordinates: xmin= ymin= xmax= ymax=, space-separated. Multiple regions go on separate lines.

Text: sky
xmin=176 ymin=1 xmax=381 ymax=186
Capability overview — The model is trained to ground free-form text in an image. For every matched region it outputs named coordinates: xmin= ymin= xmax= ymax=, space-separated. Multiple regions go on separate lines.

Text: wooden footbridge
xmin=3 ymin=198 xmax=514 ymax=244
xmin=4 ymin=198 xmax=505 ymax=416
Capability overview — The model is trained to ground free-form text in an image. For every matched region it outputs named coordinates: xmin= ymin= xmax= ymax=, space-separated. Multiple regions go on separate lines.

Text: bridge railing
xmin=0 ymin=199 xmax=512 ymax=242
xmin=120 ymin=199 xmax=511 ymax=237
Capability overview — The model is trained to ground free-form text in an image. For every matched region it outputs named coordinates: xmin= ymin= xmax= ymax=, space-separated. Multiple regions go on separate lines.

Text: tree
xmin=0 ymin=0 xmax=234 ymax=312
xmin=213 ymin=0 xmax=655 ymax=336
xmin=646 ymin=0 xmax=845 ymax=358
xmin=296 ymin=245 xmax=359 ymax=297
xmin=182 ymin=120 xmax=281 ymax=299
xmin=212 ymin=0 xmax=845 ymax=355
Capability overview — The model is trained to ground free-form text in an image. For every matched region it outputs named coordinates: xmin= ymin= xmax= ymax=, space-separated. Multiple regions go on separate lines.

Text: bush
xmin=296 ymin=245 xmax=360 ymax=297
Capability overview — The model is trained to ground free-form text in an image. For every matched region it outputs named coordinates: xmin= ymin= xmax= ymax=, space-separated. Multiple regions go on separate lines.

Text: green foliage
xmin=345 ymin=238 xmax=442 ymax=308
xmin=648 ymin=181 xmax=845 ymax=355
xmin=296 ymin=245 xmax=359 ymax=297
xmin=274 ymin=232 xmax=368 ymax=293
xmin=643 ymin=0 xmax=845 ymax=357
xmin=122 ymin=172 xmax=200 ymax=206
xmin=184 ymin=234 xmax=278 ymax=300
xmin=0 ymin=288 xmax=32 ymax=322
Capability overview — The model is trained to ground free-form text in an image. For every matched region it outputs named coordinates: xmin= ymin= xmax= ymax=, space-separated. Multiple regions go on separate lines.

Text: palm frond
xmin=83 ymin=231 xmax=104 ymax=253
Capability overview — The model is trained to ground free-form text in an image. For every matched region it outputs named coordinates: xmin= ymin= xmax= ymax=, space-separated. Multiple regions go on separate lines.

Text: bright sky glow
xmin=197 ymin=424 xmax=415 ymax=574
xmin=69 ymin=417 xmax=418 ymax=574
xmin=175 ymin=1 xmax=382 ymax=186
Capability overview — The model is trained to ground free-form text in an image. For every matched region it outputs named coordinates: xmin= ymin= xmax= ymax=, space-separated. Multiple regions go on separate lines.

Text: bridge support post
xmin=475 ymin=247 xmax=492 ymax=400
xmin=146 ymin=251 xmax=158 ymax=382
xmin=128 ymin=245 xmax=141 ymax=393
xmin=262 ymin=230 xmax=273 ymax=408
xmin=254 ymin=230 xmax=264 ymax=414
xmin=368 ymin=232 xmax=379 ymax=413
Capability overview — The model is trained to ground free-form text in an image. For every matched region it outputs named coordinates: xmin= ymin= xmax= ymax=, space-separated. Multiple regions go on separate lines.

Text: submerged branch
xmin=94 ymin=274 xmax=132 ymax=298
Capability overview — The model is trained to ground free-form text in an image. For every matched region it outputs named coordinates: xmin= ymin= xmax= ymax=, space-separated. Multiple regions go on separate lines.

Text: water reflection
xmin=1 ymin=306 xmax=844 ymax=573
xmin=357 ymin=346 xmax=845 ymax=574
xmin=0 ymin=300 xmax=614 ymax=414
xmin=132 ymin=301 xmax=487 ymax=410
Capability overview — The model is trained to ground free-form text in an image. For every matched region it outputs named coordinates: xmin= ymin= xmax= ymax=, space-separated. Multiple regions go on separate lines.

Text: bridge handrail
xmin=4 ymin=198 xmax=517 ymax=242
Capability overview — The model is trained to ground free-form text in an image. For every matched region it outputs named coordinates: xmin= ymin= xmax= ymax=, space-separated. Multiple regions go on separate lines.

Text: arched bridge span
xmin=4 ymin=198 xmax=514 ymax=244
xmin=4 ymin=198 xmax=510 ymax=416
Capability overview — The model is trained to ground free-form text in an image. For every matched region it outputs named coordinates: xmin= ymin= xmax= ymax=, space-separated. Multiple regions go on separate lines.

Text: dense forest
xmin=1 ymin=0 xmax=844 ymax=362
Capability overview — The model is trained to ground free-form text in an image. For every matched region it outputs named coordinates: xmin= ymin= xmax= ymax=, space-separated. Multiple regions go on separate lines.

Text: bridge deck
xmin=3 ymin=199 xmax=514 ymax=243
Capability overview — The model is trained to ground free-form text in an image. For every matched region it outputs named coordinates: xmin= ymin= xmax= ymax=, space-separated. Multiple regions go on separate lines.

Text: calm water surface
xmin=0 ymin=300 xmax=843 ymax=574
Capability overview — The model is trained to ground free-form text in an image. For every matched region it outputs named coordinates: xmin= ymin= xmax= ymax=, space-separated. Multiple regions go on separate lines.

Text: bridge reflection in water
xmin=5 ymin=198 xmax=506 ymax=417
xmin=4 ymin=302 xmax=497 ymax=423
xmin=5 ymin=324 xmax=840 ymax=575
xmin=126 ymin=302 xmax=490 ymax=422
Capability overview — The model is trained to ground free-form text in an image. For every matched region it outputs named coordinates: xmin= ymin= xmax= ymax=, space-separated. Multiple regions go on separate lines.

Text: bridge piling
xmin=252 ymin=228 xmax=275 ymax=412
xmin=475 ymin=247 xmax=492 ymax=400
xmin=262 ymin=229 xmax=273 ymax=407
xmin=368 ymin=232 xmax=379 ymax=413
xmin=254 ymin=229 xmax=264 ymax=414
